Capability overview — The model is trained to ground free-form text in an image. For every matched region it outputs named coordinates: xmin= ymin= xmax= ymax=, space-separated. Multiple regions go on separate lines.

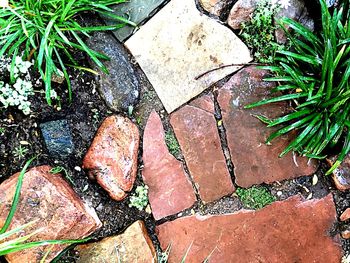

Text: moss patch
xmin=236 ymin=186 xmax=275 ymax=209
xmin=165 ymin=131 xmax=181 ymax=157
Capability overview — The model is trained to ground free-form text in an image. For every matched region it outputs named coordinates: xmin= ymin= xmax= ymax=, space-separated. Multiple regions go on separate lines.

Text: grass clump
xmin=0 ymin=0 xmax=135 ymax=105
xmin=240 ymin=0 xmax=288 ymax=63
xmin=246 ymin=0 xmax=350 ymax=174
xmin=165 ymin=131 xmax=181 ymax=157
xmin=236 ymin=186 xmax=275 ymax=209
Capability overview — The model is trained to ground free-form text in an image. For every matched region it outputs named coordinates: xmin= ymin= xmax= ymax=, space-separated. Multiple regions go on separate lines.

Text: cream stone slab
xmin=125 ymin=0 xmax=252 ymax=113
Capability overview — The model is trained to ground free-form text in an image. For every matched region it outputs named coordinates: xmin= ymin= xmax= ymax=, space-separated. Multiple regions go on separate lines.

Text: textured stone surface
xmin=0 ymin=166 xmax=101 ymax=262
xmin=217 ymin=66 xmax=318 ymax=187
xmin=40 ymin=119 xmax=74 ymax=158
xmin=227 ymin=0 xmax=257 ymax=30
xmin=275 ymin=0 xmax=315 ymax=43
xmin=198 ymin=0 xmax=234 ymax=18
xmin=83 ymin=115 xmax=139 ymax=200
xmin=340 ymin=208 xmax=350 ymax=221
xmin=76 ymin=221 xmax=156 ymax=263
xmin=126 ymin=0 xmax=251 ymax=113
xmin=170 ymin=97 xmax=234 ymax=203
xmin=342 ymin=229 xmax=350 ymax=239
xmin=87 ymin=31 xmax=140 ymax=112
xmin=189 ymin=93 xmax=215 ymax=114
xmin=103 ymin=0 xmax=166 ymax=41
xmin=327 ymin=155 xmax=350 ymax=191
xmin=157 ymin=194 xmax=342 ymax=262
xmin=143 ymin=111 xmax=196 ymax=220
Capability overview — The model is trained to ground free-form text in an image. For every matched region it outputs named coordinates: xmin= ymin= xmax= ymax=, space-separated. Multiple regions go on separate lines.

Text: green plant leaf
xmin=0 ymin=157 xmax=36 ymax=234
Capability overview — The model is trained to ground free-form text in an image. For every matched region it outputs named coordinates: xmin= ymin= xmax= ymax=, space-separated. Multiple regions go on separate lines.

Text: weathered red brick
xmin=83 ymin=115 xmax=139 ymax=200
xmin=157 ymin=194 xmax=341 ymax=262
xmin=189 ymin=94 xmax=215 ymax=114
xmin=217 ymin=66 xmax=317 ymax=187
xmin=170 ymin=97 xmax=234 ymax=203
xmin=143 ymin=111 xmax=196 ymax=220
xmin=0 ymin=166 xmax=101 ymax=263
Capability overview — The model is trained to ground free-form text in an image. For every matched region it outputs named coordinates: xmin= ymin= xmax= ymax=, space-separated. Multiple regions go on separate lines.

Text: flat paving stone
xmin=0 ymin=166 xmax=101 ymax=262
xmin=76 ymin=221 xmax=157 ymax=263
xmin=217 ymin=66 xmax=318 ymax=188
xmin=189 ymin=93 xmax=215 ymax=114
xmin=125 ymin=0 xmax=251 ymax=113
xmin=170 ymin=96 xmax=234 ymax=203
xmin=103 ymin=0 xmax=166 ymax=42
xmin=143 ymin=111 xmax=196 ymax=220
xmin=157 ymin=194 xmax=342 ymax=262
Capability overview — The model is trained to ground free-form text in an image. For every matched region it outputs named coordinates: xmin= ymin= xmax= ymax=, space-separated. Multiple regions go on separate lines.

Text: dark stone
xmin=103 ymin=0 xmax=167 ymax=42
xmin=40 ymin=119 xmax=74 ymax=158
xmin=86 ymin=31 xmax=140 ymax=112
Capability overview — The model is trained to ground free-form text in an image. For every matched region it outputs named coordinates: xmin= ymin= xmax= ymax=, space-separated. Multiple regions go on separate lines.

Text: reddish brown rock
xmin=199 ymin=0 xmax=234 ymax=18
xmin=327 ymin=155 xmax=350 ymax=191
xmin=342 ymin=230 xmax=350 ymax=239
xmin=227 ymin=0 xmax=257 ymax=30
xmin=170 ymin=97 xmax=234 ymax=203
xmin=0 ymin=166 xmax=101 ymax=263
xmin=76 ymin=221 xmax=156 ymax=263
xmin=142 ymin=111 xmax=196 ymax=220
xmin=83 ymin=115 xmax=140 ymax=200
xmin=217 ymin=66 xmax=317 ymax=188
xmin=340 ymin=208 xmax=350 ymax=221
xmin=157 ymin=194 xmax=341 ymax=262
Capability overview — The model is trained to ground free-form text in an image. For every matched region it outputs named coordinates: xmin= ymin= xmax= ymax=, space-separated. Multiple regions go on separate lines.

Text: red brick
xmin=189 ymin=94 xmax=215 ymax=114
xmin=143 ymin=111 xmax=196 ymax=220
xmin=157 ymin=194 xmax=341 ymax=262
xmin=217 ymin=66 xmax=317 ymax=187
xmin=170 ymin=98 xmax=234 ymax=203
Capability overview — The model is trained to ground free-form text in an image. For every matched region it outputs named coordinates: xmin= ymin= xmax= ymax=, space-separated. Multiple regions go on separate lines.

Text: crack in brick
xmin=213 ymin=89 xmax=238 ymax=188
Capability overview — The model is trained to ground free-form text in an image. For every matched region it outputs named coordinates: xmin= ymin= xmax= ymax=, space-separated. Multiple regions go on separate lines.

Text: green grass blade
xmin=267 ymin=109 xmax=313 ymax=127
xmin=266 ymin=113 xmax=318 ymax=143
xmin=0 ymin=157 xmax=36 ymax=234
xmin=71 ymin=31 xmax=108 ymax=74
xmin=245 ymin=93 xmax=308 ymax=109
